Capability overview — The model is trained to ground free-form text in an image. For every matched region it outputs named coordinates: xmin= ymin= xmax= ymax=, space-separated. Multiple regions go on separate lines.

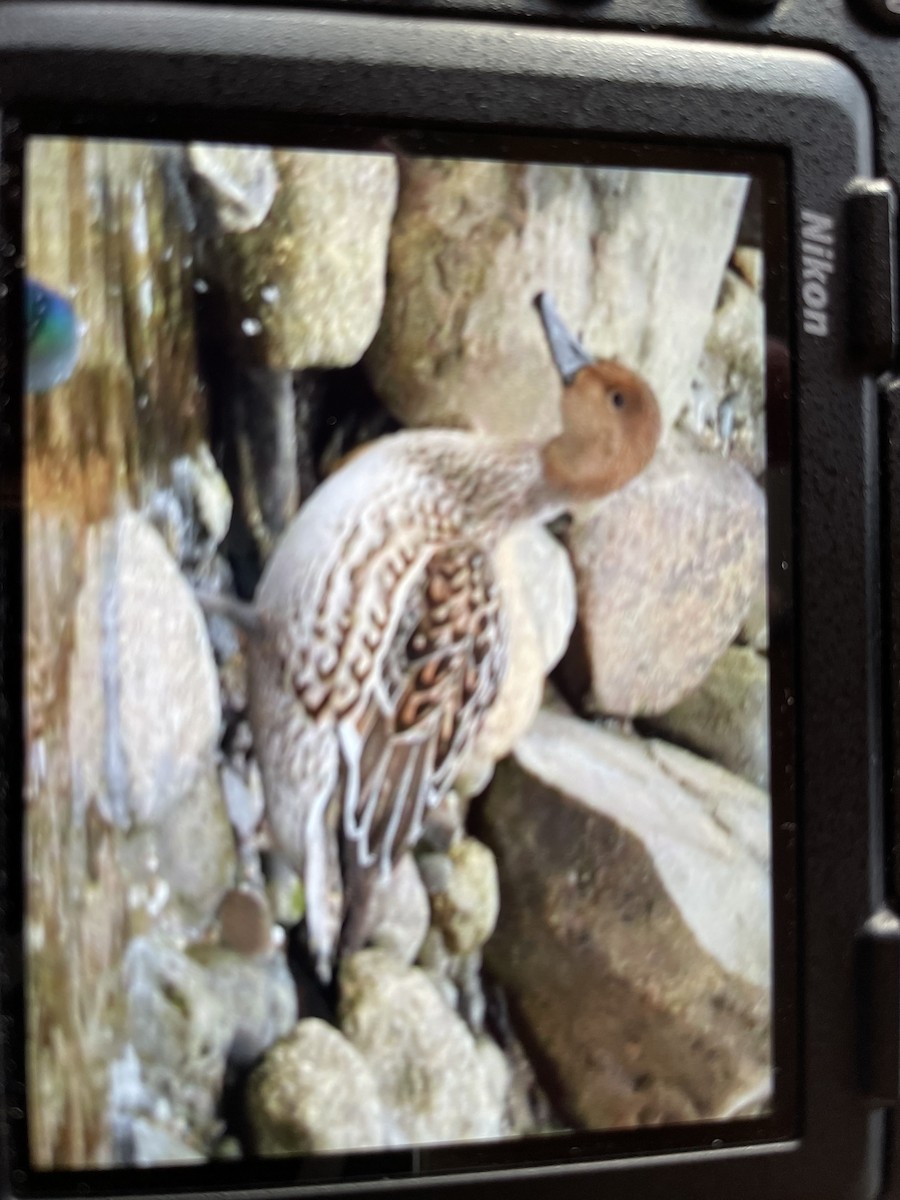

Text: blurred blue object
xmin=24 ymin=278 xmax=80 ymax=394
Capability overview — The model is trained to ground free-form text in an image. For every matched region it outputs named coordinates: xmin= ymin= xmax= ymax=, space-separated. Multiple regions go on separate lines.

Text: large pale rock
xmin=367 ymin=161 xmax=746 ymax=437
xmin=480 ymin=708 xmax=770 ymax=1128
xmin=200 ymin=149 xmax=398 ymax=370
xmin=339 ymin=950 xmax=508 ymax=1144
xmin=566 ymin=438 xmax=765 ymax=716
xmin=459 ymin=524 xmax=575 ymax=794
xmin=248 ymin=1019 xmax=386 ymax=1154
xmin=68 ymin=512 xmax=221 ymax=828
xmin=648 ymin=645 xmax=770 ymax=790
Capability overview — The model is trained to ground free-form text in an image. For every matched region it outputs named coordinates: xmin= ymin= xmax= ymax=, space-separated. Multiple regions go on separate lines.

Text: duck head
xmin=535 ymin=292 xmax=661 ymax=501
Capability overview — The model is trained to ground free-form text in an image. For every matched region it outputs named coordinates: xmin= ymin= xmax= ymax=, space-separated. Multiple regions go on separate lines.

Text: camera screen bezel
xmin=0 ymin=6 xmax=886 ymax=1200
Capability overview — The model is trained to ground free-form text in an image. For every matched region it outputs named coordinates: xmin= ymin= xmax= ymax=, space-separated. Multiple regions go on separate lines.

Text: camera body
xmin=0 ymin=3 xmax=898 ymax=1200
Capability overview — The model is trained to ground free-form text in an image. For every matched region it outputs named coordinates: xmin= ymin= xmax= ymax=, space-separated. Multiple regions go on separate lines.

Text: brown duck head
xmin=535 ymin=292 xmax=662 ymax=501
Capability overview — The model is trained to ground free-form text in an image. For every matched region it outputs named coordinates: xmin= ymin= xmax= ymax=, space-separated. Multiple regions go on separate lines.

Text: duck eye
xmin=611 ymin=390 xmax=626 ymax=409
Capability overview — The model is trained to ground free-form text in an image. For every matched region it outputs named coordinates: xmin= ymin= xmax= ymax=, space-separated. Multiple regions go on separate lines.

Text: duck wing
xmin=336 ymin=540 xmax=507 ymax=919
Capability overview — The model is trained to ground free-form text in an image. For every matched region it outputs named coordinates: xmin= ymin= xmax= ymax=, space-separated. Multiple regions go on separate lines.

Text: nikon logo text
xmin=800 ymin=210 xmax=835 ymax=337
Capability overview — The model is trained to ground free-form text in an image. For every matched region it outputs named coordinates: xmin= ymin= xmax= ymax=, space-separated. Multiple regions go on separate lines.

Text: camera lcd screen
xmin=20 ymin=132 xmax=792 ymax=1180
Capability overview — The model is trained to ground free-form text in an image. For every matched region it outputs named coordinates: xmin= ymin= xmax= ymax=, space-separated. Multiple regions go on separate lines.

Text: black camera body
xmin=0 ymin=3 xmax=898 ymax=1200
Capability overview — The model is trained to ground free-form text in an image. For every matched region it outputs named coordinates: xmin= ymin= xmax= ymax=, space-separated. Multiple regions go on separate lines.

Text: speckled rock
xmin=480 ymin=708 xmax=770 ymax=1127
xmin=366 ymin=853 xmax=431 ymax=965
xmin=368 ymin=162 xmax=747 ymax=438
xmin=566 ymin=437 xmax=765 ymax=717
xmin=202 ymin=149 xmax=398 ymax=370
xmin=428 ymin=839 xmax=500 ymax=957
xmin=248 ymin=1019 xmax=386 ymax=1154
xmin=458 ymin=524 xmax=575 ymax=796
xmin=68 ymin=512 xmax=221 ymax=829
xmin=339 ymin=950 xmax=508 ymax=1144
xmin=648 ymin=645 xmax=770 ymax=790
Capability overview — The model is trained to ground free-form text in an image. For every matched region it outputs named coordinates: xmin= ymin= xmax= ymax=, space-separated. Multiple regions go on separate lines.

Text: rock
xmin=739 ymin=561 xmax=769 ymax=653
xmin=221 ymin=762 xmax=265 ymax=843
xmin=480 ymin=708 xmax=770 ymax=1127
xmin=154 ymin=765 xmax=237 ymax=922
xmin=187 ymin=144 xmax=278 ymax=233
xmin=681 ymin=258 xmax=766 ymax=476
xmin=428 ymin=839 xmax=500 ymax=957
xmin=248 ymin=1019 xmax=386 ymax=1154
xmin=69 ymin=512 xmax=221 ymax=829
xmin=647 ymin=646 xmax=770 ymax=790
xmin=189 ymin=946 xmax=298 ymax=1067
xmin=516 ymin=708 xmax=771 ymax=986
xmin=126 ymin=1119 xmax=206 ymax=1166
xmin=366 ymin=853 xmax=430 ymax=965
xmin=458 ymin=525 xmax=575 ymax=795
xmin=339 ymin=950 xmax=508 ymax=1144
xmin=201 ymin=150 xmax=398 ymax=370
xmin=123 ymin=937 xmax=232 ymax=1141
xmin=367 ymin=162 xmax=746 ymax=438
xmin=565 ymin=438 xmax=765 ymax=716
xmin=217 ymin=886 xmax=274 ymax=957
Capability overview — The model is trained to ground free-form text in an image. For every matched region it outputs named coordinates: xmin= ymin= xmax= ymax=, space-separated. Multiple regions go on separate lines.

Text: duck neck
xmin=450 ymin=439 xmax=570 ymax=542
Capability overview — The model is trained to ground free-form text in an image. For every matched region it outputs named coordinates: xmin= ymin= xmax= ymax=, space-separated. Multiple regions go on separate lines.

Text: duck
xmin=24 ymin=278 xmax=81 ymax=394
xmin=247 ymin=292 xmax=662 ymax=981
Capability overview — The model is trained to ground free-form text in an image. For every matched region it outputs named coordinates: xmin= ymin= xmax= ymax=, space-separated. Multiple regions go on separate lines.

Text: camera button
xmin=852 ymin=0 xmax=900 ymax=30
xmin=846 ymin=180 xmax=899 ymax=371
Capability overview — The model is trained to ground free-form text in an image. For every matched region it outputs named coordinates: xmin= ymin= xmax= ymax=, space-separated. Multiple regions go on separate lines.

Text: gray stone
xmin=367 ymin=162 xmax=746 ymax=438
xmin=366 ymin=853 xmax=431 ymax=966
xmin=203 ymin=150 xmax=398 ymax=370
xmin=429 ymin=838 xmax=500 ymax=957
xmin=248 ymin=1019 xmax=386 ymax=1154
xmin=69 ymin=512 xmax=221 ymax=829
xmin=481 ymin=708 xmax=771 ymax=1128
xmin=458 ymin=524 xmax=575 ymax=796
xmin=648 ymin=645 xmax=770 ymax=790
xmin=340 ymin=949 xmax=508 ymax=1144
xmin=566 ymin=437 xmax=766 ymax=717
